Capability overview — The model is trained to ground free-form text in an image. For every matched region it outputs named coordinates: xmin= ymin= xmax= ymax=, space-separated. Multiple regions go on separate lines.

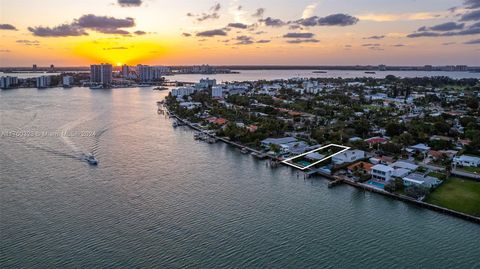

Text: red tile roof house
xmin=207 ymin=117 xmax=228 ymax=126
xmin=247 ymin=125 xmax=258 ymax=133
xmin=365 ymin=137 xmax=388 ymax=146
xmin=347 ymin=162 xmax=373 ymax=174
xmin=427 ymin=150 xmax=445 ymax=161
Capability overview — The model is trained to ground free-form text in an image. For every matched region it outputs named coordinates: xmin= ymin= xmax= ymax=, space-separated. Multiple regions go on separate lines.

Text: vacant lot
xmin=426 ymin=177 xmax=480 ymax=217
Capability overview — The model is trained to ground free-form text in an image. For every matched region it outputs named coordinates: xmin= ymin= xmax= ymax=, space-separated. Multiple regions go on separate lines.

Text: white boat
xmin=83 ymin=153 xmax=98 ymax=165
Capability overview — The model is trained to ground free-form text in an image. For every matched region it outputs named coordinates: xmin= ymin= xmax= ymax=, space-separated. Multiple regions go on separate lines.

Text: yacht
xmin=83 ymin=153 xmax=98 ymax=165
xmin=89 ymin=85 xmax=103 ymax=90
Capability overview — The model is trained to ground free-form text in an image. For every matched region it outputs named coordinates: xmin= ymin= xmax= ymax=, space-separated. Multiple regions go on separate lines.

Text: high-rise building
xmin=62 ymin=76 xmax=74 ymax=87
xmin=136 ymin=65 xmax=167 ymax=82
xmin=121 ymin=64 xmax=130 ymax=78
xmin=0 ymin=76 xmax=18 ymax=89
xmin=36 ymin=76 xmax=51 ymax=88
xmin=32 ymin=64 xmax=37 ymax=71
xmin=90 ymin=64 xmax=113 ymax=85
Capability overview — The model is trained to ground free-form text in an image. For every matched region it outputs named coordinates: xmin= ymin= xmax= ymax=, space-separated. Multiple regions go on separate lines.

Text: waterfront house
xmin=453 ymin=155 xmax=480 ymax=167
xmin=306 ymin=152 xmax=326 ymax=161
xmin=179 ymin=102 xmax=201 ymax=110
xmin=206 ymin=117 xmax=228 ymax=126
xmin=280 ymin=141 xmax=309 ymax=155
xmin=371 ymin=164 xmax=395 ymax=182
xmin=392 ymin=168 xmax=411 ymax=178
xmin=347 ymin=162 xmax=373 ymax=174
xmin=261 ymin=137 xmax=297 ymax=148
xmin=332 ymin=150 xmax=365 ymax=165
xmin=402 ymin=173 xmax=441 ymax=188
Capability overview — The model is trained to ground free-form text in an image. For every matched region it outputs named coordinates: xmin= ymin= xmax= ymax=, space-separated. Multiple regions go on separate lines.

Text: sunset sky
xmin=0 ymin=0 xmax=479 ymax=66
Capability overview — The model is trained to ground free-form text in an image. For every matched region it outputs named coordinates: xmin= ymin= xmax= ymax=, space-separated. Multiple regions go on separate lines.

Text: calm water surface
xmin=2 ymin=69 xmax=479 ymax=81
xmin=1 ymin=87 xmax=479 ymax=268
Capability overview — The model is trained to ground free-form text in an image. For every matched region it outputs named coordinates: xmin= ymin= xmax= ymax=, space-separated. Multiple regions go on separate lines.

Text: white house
xmin=453 ymin=155 xmax=480 ymax=167
xmin=179 ymin=102 xmax=201 ymax=110
xmin=332 ymin=150 xmax=365 ymax=165
xmin=402 ymin=173 xmax=441 ymax=188
xmin=371 ymin=164 xmax=394 ymax=182
xmin=390 ymin=161 xmax=418 ymax=171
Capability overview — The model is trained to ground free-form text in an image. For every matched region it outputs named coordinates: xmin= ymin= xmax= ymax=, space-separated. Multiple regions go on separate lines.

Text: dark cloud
xmin=254 ymin=31 xmax=266 ymax=35
xmin=16 ymin=40 xmax=40 ymax=46
xmin=471 ymin=21 xmax=480 ymax=28
xmin=28 ymin=14 xmax=136 ymax=37
xmin=190 ymin=3 xmax=221 ymax=22
xmin=197 ymin=13 xmax=220 ymax=22
xmin=442 ymin=42 xmax=456 ymax=45
xmin=391 ymin=44 xmax=406 ymax=47
xmin=235 ymin=35 xmax=254 ymax=45
xmin=228 ymin=23 xmax=248 ymax=29
xmin=293 ymin=14 xmax=359 ymax=27
xmin=317 ymin=14 xmax=359 ymax=26
xmin=196 ymin=29 xmax=227 ymax=37
xmin=252 ymin=8 xmax=265 ymax=18
xmin=460 ymin=9 xmax=480 ymax=21
xmin=464 ymin=38 xmax=480 ymax=44
xmin=419 ymin=22 xmax=465 ymax=31
xmin=28 ymin=24 xmax=88 ymax=37
xmin=182 ymin=32 xmax=192 ymax=37
xmin=0 ymin=49 xmax=11 ymax=53
xmin=134 ymin=30 xmax=146 ymax=35
xmin=75 ymin=14 xmax=135 ymax=32
xmin=260 ymin=17 xmax=286 ymax=27
xmin=118 ymin=0 xmax=142 ymax=7
xmin=257 ymin=39 xmax=271 ymax=43
xmin=464 ymin=0 xmax=480 ymax=9
xmin=408 ymin=25 xmax=480 ymax=37
xmin=283 ymin=32 xmax=315 ymax=38
xmin=364 ymin=35 xmax=385 ymax=40
xmin=212 ymin=3 xmax=221 ymax=12
xmin=289 ymin=24 xmax=302 ymax=30
xmin=362 ymin=43 xmax=381 ymax=47
xmin=0 ymin=24 xmax=17 ymax=30
xmin=295 ymin=16 xmax=319 ymax=27
xmin=286 ymin=39 xmax=319 ymax=44
xmin=103 ymin=46 xmax=128 ymax=50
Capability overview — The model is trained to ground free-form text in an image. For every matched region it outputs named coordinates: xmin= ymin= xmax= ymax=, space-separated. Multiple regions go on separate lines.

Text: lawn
xmin=426 ymin=177 xmax=480 ymax=217
xmin=461 ymin=166 xmax=480 ymax=174
xmin=428 ymin=172 xmax=447 ymax=180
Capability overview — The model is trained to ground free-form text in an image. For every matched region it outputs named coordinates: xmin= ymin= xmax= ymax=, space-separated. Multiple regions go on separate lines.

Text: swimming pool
xmin=296 ymin=160 xmax=311 ymax=167
xmin=367 ymin=180 xmax=385 ymax=189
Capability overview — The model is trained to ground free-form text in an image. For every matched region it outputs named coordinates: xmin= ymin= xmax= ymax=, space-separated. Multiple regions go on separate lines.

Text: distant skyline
xmin=0 ymin=0 xmax=479 ymax=66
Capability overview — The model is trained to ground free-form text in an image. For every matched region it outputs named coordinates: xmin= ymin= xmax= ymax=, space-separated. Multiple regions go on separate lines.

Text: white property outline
xmin=282 ymin=143 xmax=351 ymax=170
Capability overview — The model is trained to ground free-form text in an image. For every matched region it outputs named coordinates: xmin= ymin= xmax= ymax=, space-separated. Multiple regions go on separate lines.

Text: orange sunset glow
xmin=0 ymin=0 xmax=479 ymax=66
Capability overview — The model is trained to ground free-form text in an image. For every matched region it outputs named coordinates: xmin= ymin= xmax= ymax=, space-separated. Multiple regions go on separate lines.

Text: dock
xmin=162 ymin=107 xmax=480 ymax=224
